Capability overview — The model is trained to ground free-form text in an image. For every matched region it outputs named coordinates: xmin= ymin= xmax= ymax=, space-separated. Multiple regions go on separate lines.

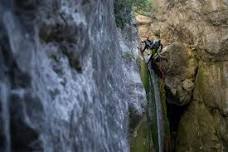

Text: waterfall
xmin=148 ymin=62 xmax=164 ymax=152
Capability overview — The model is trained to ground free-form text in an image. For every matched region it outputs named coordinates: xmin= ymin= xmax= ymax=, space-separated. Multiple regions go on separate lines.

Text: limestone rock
xmin=136 ymin=15 xmax=152 ymax=25
xmin=0 ymin=0 xmax=138 ymax=151
xmin=139 ymin=0 xmax=228 ymax=151
xmin=176 ymin=101 xmax=223 ymax=152
xmin=182 ymin=79 xmax=194 ymax=92
xmin=161 ymin=42 xmax=198 ymax=105
xmin=135 ymin=14 xmax=154 ymax=39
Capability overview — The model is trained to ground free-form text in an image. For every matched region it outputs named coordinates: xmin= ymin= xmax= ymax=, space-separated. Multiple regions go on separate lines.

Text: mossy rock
xmin=137 ymin=57 xmax=171 ymax=152
xmin=128 ymin=107 xmax=143 ymax=134
xmin=176 ymin=101 xmax=222 ymax=152
xmin=160 ymin=81 xmax=172 ymax=151
xmin=130 ymin=116 xmax=155 ymax=152
xmin=138 ymin=57 xmax=150 ymax=92
xmin=194 ymin=62 xmax=225 ymax=112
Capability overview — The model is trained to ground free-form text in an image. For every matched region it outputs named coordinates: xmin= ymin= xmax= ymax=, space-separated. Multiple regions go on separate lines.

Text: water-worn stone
xmin=160 ymin=42 xmax=197 ymax=105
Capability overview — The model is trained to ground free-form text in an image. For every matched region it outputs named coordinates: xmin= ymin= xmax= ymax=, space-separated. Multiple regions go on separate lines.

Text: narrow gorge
xmin=0 ymin=0 xmax=227 ymax=152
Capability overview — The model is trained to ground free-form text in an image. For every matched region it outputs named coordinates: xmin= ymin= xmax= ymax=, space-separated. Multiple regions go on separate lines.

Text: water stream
xmin=148 ymin=62 xmax=164 ymax=152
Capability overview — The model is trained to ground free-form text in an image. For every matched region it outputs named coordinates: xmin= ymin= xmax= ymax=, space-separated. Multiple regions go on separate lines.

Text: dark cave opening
xmin=167 ymin=102 xmax=188 ymax=151
xmin=165 ymin=86 xmax=189 ymax=152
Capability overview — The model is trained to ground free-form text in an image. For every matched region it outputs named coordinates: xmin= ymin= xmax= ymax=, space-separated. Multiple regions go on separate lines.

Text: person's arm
xmin=142 ymin=41 xmax=146 ymax=51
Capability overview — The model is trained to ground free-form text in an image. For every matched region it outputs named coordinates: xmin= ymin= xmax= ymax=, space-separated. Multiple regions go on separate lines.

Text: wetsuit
xmin=141 ymin=39 xmax=163 ymax=55
xmin=141 ymin=39 xmax=153 ymax=53
xmin=144 ymin=39 xmax=164 ymax=78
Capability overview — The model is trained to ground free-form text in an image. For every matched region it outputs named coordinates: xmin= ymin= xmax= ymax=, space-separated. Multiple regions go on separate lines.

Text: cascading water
xmin=142 ymin=60 xmax=165 ymax=152
xmin=149 ymin=65 xmax=164 ymax=152
xmin=0 ymin=0 xmax=147 ymax=152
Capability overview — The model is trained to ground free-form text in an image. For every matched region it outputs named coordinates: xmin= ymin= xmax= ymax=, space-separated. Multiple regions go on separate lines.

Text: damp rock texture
xmin=136 ymin=0 xmax=228 ymax=151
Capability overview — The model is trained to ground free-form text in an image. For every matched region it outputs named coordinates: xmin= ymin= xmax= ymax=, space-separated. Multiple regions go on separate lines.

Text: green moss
xmin=130 ymin=116 xmax=155 ymax=152
xmin=133 ymin=0 xmax=157 ymax=16
xmin=147 ymin=82 xmax=159 ymax=151
xmin=197 ymin=64 xmax=206 ymax=88
xmin=176 ymin=101 xmax=222 ymax=152
xmin=138 ymin=58 xmax=150 ymax=91
xmin=128 ymin=107 xmax=143 ymax=134
xmin=160 ymin=81 xmax=171 ymax=151
xmin=114 ymin=0 xmax=155 ymax=28
xmin=136 ymin=58 xmax=157 ymax=151
xmin=133 ymin=58 xmax=171 ymax=152
xmin=114 ymin=0 xmax=132 ymax=28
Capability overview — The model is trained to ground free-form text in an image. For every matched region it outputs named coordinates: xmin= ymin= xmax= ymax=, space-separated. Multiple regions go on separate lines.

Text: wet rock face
xmin=159 ymin=42 xmax=198 ymax=106
xmin=155 ymin=0 xmax=228 ymax=60
xmin=118 ymin=12 xmax=148 ymax=152
xmin=138 ymin=0 xmax=228 ymax=151
xmin=176 ymin=101 xmax=223 ymax=152
xmin=10 ymin=93 xmax=43 ymax=151
xmin=0 ymin=0 xmax=142 ymax=151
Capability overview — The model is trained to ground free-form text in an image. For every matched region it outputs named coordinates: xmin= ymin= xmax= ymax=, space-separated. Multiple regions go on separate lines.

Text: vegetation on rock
xmin=114 ymin=0 xmax=154 ymax=28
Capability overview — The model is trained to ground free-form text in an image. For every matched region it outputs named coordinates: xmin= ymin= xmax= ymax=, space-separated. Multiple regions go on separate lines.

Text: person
xmin=140 ymin=37 xmax=163 ymax=61
xmin=140 ymin=37 xmax=165 ymax=78
xmin=140 ymin=36 xmax=152 ymax=54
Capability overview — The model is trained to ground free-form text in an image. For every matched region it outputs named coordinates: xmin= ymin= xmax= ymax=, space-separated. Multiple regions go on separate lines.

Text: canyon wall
xmin=137 ymin=0 xmax=228 ymax=151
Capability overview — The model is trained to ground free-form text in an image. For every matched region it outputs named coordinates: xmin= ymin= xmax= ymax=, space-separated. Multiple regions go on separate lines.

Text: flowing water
xmin=148 ymin=64 xmax=164 ymax=152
